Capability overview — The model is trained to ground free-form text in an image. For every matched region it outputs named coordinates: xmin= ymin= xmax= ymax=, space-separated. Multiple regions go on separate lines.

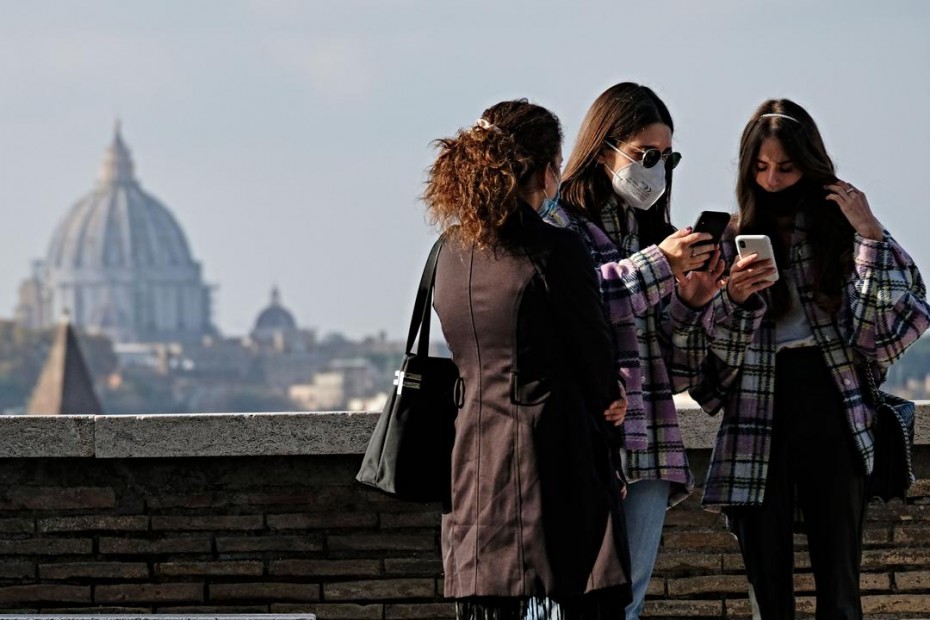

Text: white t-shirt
xmin=775 ymin=271 xmax=816 ymax=351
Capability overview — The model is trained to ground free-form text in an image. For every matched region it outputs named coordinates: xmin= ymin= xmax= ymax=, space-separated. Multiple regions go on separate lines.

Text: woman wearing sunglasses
xmin=691 ymin=99 xmax=929 ymax=618
xmin=543 ymin=82 xmax=724 ymax=620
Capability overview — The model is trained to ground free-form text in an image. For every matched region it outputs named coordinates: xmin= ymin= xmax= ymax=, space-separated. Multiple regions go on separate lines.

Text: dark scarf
xmin=756 ymin=179 xmax=814 ymax=218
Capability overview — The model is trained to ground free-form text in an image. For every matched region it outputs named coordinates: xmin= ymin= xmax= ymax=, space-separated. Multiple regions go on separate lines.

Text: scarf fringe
xmin=456 ymin=588 xmax=628 ymax=620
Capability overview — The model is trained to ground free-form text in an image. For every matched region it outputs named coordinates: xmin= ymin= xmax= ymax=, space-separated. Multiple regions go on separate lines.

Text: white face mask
xmin=604 ymin=142 xmax=667 ymax=211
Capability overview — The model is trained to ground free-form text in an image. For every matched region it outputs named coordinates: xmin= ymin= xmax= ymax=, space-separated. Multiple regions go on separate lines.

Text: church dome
xmin=254 ymin=287 xmax=297 ymax=332
xmin=19 ymin=123 xmax=215 ymax=344
xmin=45 ymin=123 xmax=196 ymax=270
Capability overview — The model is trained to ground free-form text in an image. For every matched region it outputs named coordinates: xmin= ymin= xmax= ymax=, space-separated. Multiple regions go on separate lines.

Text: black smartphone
xmin=691 ymin=210 xmax=730 ymax=271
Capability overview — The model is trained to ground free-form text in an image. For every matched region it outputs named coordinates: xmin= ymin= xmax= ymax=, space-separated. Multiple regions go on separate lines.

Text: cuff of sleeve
xmin=632 ymin=244 xmax=675 ymax=298
xmin=719 ymin=288 xmax=766 ymax=320
xmin=668 ymin=289 xmax=705 ymax=325
xmin=854 ymin=231 xmax=894 ymax=269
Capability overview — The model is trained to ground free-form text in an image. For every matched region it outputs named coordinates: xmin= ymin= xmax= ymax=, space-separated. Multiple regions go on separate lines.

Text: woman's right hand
xmin=726 ymin=253 xmax=777 ymax=305
xmin=658 ymin=228 xmax=716 ymax=277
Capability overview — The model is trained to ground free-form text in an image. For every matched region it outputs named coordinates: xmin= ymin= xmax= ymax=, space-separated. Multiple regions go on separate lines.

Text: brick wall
xmin=0 ymin=412 xmax=928 ymax=619
xmin=0 ymin=455 xmax=447 ymax=617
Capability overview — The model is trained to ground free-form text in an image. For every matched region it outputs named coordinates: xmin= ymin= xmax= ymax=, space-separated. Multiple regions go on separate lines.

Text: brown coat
xmin=434 ymin=205 xmax=631 ymax=601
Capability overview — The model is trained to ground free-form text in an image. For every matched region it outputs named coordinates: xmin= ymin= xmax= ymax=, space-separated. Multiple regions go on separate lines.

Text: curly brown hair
xmin=423 ymin=99 xmax=562 ymax=248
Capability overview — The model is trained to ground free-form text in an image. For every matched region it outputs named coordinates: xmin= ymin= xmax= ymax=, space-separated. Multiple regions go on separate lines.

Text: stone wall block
xmin=39 ymin=562 xmax=150 ymax=580
xmin=0 ymin=585 xmax=90 ymax=605
xmin=95 ymin=583 xmax=205 ymax=605
xmin=324 ymin=579 xmax=435 ymax=601
xmin=269 ymin=559 xmax=381 ymax=578
xmin=209 ymin=583 xmax=321 ymax=602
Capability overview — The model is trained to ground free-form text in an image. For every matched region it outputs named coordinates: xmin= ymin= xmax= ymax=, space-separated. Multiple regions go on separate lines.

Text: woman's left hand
xmin=677 ymin=247 xmax=727 ymax=309
xmin=604 ymin=382 xmax=628 ymax=427
xmin=825 ymin=180 xmax=884 ymax=241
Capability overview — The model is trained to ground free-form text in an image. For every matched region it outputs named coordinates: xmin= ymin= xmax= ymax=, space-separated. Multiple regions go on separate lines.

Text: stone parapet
xmin=2 ymin=403 xmax=928 ymax=458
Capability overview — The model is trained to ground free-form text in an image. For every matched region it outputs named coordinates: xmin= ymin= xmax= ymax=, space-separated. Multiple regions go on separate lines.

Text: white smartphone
xmin=735 ymin=234 xmax=779 ymax=282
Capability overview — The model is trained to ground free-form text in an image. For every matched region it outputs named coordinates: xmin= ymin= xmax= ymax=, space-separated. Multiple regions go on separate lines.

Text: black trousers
xmin=725 ymin=347 xmax=867 ymax=620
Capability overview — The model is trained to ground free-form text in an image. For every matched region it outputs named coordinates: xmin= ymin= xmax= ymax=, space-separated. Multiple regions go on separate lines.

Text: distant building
xmin=287 ymin=357 xmax=383 ymax=411
xmin=250 ymin=287 xmax=303 ymax=352
xmin=347 ymin=392 xmax=390 ymax=413
xmin=5 ymin=123 xmax=419 ymax=414
xmin=15 ymin=123 xmax=215 ymax=344
xmin=328 ymin=357 xmax=378 ymax=401
xmin=289 ymin=372 xmax=346 ymax=411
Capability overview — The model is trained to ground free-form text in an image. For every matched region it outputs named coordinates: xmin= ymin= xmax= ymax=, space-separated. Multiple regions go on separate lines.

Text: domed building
xmin=250 ymin=287 xmax=300 ymax=351
xmin=15 ymin=124 xmax=215 ymax=343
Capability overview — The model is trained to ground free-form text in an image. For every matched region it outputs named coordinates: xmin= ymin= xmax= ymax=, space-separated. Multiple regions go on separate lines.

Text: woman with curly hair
xmin=426 ymin=99 xmax=632 ymax=619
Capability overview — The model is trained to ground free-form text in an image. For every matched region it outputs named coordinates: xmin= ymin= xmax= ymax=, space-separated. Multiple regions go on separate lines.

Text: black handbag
xmin=862 ymin=362 xmax=916 ymax=502
xmin=355 ymin=237 xmax=461 ymax=510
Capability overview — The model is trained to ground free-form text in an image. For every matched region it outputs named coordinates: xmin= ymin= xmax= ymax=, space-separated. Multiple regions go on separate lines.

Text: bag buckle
xmin=394 ymin=370 xmax=422 ymax=395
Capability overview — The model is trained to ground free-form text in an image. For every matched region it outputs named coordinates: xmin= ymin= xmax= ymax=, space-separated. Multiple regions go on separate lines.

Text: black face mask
xmin=757 ymin=179 xmax=810 ymax=218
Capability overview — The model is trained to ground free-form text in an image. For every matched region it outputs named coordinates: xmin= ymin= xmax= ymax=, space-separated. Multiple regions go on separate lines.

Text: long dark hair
xmin=736 ymin=98 xmax=855 ymax=318
xmin=560 ymin=82 xmax=676 ymax=247
xmin=424 ymin=99 xmax=562 ymax=248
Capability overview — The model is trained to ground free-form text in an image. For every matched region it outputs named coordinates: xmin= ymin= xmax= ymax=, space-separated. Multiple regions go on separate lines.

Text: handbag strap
xmin=862 ymin=358 xmax=886 ymax=408
xmin=405 ymin=236 xmax=446 ymax=357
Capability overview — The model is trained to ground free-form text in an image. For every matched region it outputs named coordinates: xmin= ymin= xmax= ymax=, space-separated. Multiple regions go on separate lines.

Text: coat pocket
xmin=509 ymin=371 xmax=552 ymax=406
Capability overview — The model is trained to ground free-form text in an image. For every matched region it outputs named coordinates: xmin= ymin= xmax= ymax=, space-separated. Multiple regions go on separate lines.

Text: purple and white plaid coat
xmin=545 ymin=202 xmax=709 ymax=505
xmin=690 ymin=214 xmax=930 ymax=508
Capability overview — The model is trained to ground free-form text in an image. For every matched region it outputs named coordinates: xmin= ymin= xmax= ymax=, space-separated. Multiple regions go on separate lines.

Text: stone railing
xmin=0 ymin=406 xmax=928 ymax=618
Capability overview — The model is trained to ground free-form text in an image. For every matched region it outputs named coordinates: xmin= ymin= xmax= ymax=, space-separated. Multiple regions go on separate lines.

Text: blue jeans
xmin=623 ymin=479 xmax=670 ymax=620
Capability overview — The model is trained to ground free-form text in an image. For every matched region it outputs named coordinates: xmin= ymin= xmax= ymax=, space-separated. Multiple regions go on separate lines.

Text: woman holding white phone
xmin=691 ymin=99 xmax=930 ymax=619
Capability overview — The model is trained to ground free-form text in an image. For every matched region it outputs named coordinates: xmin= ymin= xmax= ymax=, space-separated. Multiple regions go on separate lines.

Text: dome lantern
xmin=98 ymin=120 xmax=136 ymax=186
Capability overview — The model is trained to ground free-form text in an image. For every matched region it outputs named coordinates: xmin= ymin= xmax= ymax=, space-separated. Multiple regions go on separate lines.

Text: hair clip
xmin=474 ymin=118 xmax=501 ymax=132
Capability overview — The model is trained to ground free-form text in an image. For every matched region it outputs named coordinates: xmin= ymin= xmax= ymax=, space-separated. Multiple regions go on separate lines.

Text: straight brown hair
xmin=736 ymin=99 xmax=855 ymax=318
xmin=560 ymin=83 xmax=676 ymax=247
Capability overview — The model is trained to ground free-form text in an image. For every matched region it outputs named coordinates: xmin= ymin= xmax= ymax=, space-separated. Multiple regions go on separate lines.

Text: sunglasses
xmin=612 ymin=140 xmax=682 ymax=170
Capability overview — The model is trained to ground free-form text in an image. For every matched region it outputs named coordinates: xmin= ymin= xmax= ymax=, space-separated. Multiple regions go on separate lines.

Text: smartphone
xmin=735 ymin=234 xmax=779 ymax=282
xmin=691 ymin=210 xmax=730 ymax=270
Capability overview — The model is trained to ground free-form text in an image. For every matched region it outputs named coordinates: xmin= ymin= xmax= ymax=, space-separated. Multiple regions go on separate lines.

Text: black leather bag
xmin=862 ymin=362 xmax=916 ymax=502
xmin=356 ymin=237 xmax=461 ymax=510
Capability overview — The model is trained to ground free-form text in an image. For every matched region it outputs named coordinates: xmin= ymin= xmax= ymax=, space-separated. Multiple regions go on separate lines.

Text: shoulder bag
xmin=355 ymin=237 xmax=462 ymax=510
xmin=862 ymin=361 xmax=917 ymax=502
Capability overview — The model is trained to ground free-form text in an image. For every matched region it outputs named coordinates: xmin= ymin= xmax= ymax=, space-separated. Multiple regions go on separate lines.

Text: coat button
xmin=844 ymin=378 xmax=852 ymax=386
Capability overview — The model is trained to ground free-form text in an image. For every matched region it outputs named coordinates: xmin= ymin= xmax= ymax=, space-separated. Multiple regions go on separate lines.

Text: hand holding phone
xmin=727 ymin=234 xmax=779 ymax=305
xmin=735 ymin=235 xmax=779 ymax=282
xmin=691 ymin=211 xmax=730 ymax=271
xmin=659 ymin=227 xmax=718 ymax=276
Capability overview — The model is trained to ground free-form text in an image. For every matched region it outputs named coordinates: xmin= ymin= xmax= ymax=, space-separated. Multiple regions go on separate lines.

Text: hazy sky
xmin=1 ymin=1 xmax=928 ymax=339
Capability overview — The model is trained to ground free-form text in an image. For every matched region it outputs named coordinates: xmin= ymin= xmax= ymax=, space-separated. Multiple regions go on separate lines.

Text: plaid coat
xmin=545 ymin=202 xmax=708 ymax=505
xmin=690 ymin=214 xmax=930 ymax=507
